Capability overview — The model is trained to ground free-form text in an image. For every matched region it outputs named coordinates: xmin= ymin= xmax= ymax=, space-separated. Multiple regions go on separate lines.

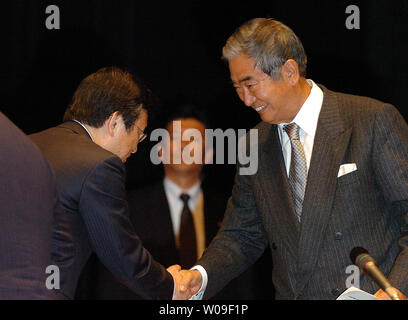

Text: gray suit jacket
xmin=197 ymin=86 xmax=408 ymax=300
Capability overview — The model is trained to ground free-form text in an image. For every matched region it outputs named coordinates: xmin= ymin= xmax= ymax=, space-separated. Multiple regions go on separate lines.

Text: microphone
xmin=350 ymin=247 xmax=400 ymax=300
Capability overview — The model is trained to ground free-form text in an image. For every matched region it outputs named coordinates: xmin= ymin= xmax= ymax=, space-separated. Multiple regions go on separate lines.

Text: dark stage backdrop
xmin=2 ymin=0 xmax=408 ymax=190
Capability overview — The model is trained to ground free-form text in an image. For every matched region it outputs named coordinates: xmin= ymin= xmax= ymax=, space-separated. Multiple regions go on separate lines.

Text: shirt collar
xmin=72 ymin=120 xmax=94 ymax=141
xmin=279 ymin=79 xmax=324 ymax=139
xmin=163 ymin=177 xmax=201 ymax=201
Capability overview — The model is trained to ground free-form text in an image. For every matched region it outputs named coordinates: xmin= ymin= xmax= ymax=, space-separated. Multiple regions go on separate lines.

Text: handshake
xmin=167 ymin=265 xmax=203 ymax=300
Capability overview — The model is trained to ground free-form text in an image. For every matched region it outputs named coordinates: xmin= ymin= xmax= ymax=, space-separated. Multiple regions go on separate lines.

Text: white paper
xmin=336 ymin=286 xmax=376 ymax=300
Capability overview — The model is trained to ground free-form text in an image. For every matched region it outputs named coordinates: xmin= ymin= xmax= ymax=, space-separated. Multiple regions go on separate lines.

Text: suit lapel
xmin=295 ymin=87 xmax=352 ymax=293
xmin=259 ymin=125 xmax=300 ymax=259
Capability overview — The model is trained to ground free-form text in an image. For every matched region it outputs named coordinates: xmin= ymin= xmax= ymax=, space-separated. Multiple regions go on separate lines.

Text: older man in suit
xmin=0 ymin=113 xmax=60 ymax=299
xmin=178 ymin=18 xmax=408 ymax=300
xmin=30 ymin=67 xmax=189 ymax=300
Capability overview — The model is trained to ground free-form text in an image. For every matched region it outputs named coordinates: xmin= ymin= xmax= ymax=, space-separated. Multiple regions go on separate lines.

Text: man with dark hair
xmin=178 ymin=18 xmax=408 ymax=300
xmin=0 ymin=113 xmax=60 ymax=299
xmin=30 ymin=67 xmax=188 ymax=300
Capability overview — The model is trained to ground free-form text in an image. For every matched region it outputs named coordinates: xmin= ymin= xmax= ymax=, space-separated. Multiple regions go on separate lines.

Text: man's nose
xmin=242 ymin=88 xmax=256 ymax=107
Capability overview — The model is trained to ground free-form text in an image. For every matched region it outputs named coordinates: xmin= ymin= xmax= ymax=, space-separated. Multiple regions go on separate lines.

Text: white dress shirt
xmin=163 ymin=177 xmax=206 ymax=259
xmin=190 ymin=79 xmax=324 ymax=300
xmin=72 ymin=120 xmax=94 ymax=141
xmin=277 ymin=79 xmax=324 ymax=175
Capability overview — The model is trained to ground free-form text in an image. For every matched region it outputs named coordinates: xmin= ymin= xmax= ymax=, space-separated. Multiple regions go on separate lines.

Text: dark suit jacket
xmin=197 ymin=86 xmax=408 ymax=300
xmin=0 ymin=113 xmax=59 ymax=299
xmin=77 ymin=179 xmax=271 ymax=299
xmin=30 ymin=121 xmax=173 ymax=299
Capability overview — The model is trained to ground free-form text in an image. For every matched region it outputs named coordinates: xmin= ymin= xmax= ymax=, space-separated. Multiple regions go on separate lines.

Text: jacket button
xmin=335 ymin=232 xmax=343 ymax=240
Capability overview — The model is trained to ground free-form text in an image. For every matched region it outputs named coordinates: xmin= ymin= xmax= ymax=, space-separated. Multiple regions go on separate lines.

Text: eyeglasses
xmin=135 ymin=124 xmax=147 ymax=143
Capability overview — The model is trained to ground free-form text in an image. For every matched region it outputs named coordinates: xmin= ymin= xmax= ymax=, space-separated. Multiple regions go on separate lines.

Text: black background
xmin=2 ymin=0 xmax=408 ymax=190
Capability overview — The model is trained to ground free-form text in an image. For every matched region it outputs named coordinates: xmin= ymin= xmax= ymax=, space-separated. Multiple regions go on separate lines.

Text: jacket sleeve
xmin=78 ymin=155 xmax=174 ymax=299
xmin=197 ymin=161 xmax=268 ymax=299
xmin=372 ymin=104 xmax=408 ymax=295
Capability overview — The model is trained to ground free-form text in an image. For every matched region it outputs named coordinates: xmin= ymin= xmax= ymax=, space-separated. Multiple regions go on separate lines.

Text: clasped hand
xmin=167 ymin=265 xmax=202 ymax=300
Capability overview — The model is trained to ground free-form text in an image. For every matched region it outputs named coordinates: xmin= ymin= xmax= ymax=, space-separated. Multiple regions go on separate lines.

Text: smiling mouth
xmin=255 ymin=105 xmax=267 ymax=112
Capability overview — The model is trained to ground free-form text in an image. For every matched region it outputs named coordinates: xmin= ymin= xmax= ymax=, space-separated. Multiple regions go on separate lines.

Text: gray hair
xmin=222 ymin=18 xmax=307 ymax=80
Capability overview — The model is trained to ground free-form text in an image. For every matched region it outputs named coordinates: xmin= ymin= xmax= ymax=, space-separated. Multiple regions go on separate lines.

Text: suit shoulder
xmin=30 ymin=125 xmax=123 ymax=183
xmin=322 ymin=87 xmax=401 ymax=131
xmin=1 ymin=113 xmax=56 ymax=190
xmin=1 ymin=114 xmax=51 ymax=170
xmin=329 ymin=88 xmax=394 ymax=116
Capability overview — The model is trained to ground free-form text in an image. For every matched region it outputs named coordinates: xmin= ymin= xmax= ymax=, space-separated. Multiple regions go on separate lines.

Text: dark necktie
xmin=179 ymin=193 xmax=197 ymax=269
xmin=284 ymin=123 xmax=308 ymax=221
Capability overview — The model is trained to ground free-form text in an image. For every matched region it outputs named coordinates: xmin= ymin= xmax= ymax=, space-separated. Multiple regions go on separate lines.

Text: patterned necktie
xmin=284 ymin=123 xmax=308 ymax=221
xmin=179 ymin=193 xmax=197 ymax=269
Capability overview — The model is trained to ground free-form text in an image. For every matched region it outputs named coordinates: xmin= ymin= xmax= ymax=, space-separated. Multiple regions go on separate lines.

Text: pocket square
xmin=338 ymin=163 xmax=357 ymax=178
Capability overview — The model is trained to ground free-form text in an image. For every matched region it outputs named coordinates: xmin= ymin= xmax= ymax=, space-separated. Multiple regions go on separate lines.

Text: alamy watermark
xmin=345 ymin=5 xmax=360 ymax=30
xmin=45 ymin=5 xmax=60 ymax=30
xmin=345 ymin=264 xmax=361 ymax=289
xmin=149 ymin=121 xmax=259 ymax=176
xmin=44 ymin=4 xmax=362 ymax=32
xmin=45 ymin=265 xmax=60 ymax=290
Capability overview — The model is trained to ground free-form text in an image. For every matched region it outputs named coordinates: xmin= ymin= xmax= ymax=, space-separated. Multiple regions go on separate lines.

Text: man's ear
xmin=106 ymin=111 xmax=121 ymax=137
xmin=282 ymin=59 xmax=300 ymax=85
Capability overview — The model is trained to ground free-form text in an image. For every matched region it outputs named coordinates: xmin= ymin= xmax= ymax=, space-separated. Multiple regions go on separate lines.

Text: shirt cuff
xmin=189 ymin=265 xmax=208 ymax=300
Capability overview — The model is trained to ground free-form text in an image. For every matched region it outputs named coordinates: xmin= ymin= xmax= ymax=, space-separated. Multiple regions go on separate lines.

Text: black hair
xmin=63 ymin=66 xmax=154 ymax=131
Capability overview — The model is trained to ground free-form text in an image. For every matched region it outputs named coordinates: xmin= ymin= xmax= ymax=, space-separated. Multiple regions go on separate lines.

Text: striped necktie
xmin=284 ymin=123 xmax=308 ymax=221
